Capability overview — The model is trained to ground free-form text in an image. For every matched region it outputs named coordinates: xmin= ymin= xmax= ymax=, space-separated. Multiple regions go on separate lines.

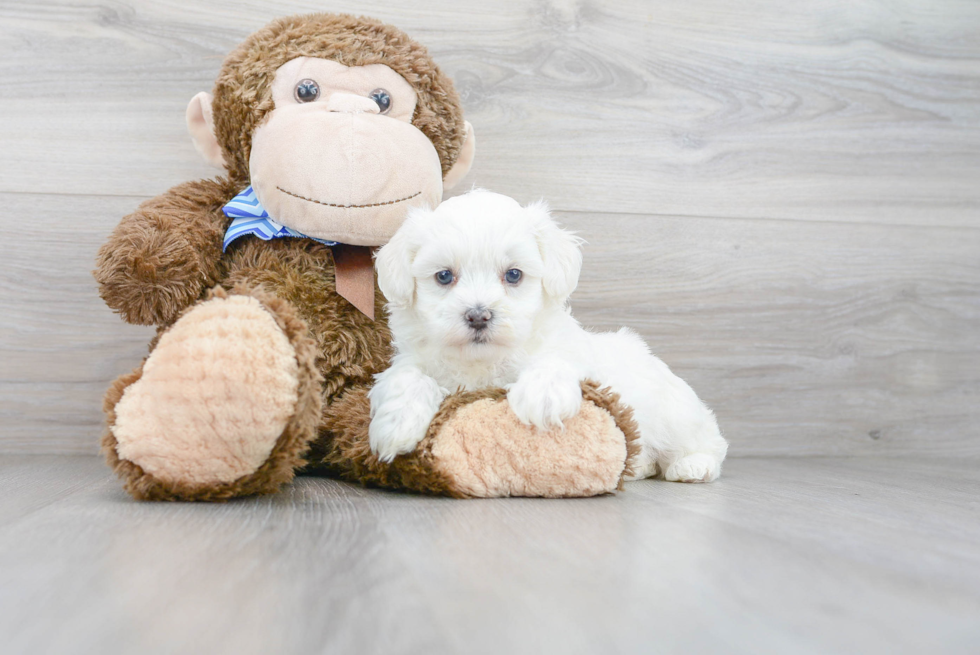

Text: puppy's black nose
xmin=464 ymin=307 xmax=492 ymax=331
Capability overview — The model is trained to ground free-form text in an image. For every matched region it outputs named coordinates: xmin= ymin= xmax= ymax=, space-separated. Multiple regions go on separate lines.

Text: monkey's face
xmin=187 ymin=15 xmax=475 ymax=249
xmin=242 ymin=57 xmax=443 ymax=246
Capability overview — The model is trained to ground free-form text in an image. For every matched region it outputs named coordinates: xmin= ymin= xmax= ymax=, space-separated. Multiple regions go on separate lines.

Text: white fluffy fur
xmin=369 ymin=189 xmax=728 ymax=482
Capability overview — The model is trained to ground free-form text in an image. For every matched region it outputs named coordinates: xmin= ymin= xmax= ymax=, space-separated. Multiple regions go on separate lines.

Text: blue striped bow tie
xmin=222 ymin=186 xmax=339 ymax=251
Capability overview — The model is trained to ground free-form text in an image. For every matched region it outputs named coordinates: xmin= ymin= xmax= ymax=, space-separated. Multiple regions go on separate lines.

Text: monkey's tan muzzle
xmin=249 ymin=103 xmax=444 ymax=247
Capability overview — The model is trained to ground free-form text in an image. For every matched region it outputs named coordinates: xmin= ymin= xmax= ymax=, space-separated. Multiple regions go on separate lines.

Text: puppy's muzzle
xmin=464 ymin=307 xmax=493 ymax=332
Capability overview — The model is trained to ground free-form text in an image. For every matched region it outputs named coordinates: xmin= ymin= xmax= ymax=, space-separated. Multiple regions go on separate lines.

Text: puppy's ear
xmin=375 ymin=209 xmax=425 ymax=306
xmin=527 ymin=201 xmax=583 ymax=303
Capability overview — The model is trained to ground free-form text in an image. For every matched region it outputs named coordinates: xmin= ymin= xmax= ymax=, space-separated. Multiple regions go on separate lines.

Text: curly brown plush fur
xmin=94 ymin=178 xmax=238 ymax=326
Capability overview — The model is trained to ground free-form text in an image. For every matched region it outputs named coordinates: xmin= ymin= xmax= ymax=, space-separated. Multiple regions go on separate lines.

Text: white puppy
xmin=369 ymin=190 xmax=728 ymax=482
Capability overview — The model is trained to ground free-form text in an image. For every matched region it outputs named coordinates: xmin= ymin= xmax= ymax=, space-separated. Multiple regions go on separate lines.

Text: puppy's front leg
xmin=507 ymin=358 xmax=583 ymax=430
xmin=368 ymin=363 xmax=446 ymax=463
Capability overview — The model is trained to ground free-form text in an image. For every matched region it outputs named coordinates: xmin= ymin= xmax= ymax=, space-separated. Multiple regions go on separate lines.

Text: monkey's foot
xmin=315 ymin=381 xmax=642 ymax=498
xmin=103 ymin=287 xmax=322 ymax=501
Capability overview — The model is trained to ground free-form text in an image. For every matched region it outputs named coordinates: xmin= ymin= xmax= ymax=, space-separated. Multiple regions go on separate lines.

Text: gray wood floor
xmin=1 ymin=455 xmax=978 ymax=655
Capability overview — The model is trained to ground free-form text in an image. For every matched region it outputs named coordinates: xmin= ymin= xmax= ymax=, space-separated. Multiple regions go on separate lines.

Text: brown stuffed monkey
xmin=95 ymin=13 xmax=638 ymax=501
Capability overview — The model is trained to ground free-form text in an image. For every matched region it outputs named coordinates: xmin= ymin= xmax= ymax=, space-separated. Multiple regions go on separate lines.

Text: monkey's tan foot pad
xmin=103 ymin=290 xmax=322 ymax=501
xmin=318 ymin=381 xmax=641 ymax=498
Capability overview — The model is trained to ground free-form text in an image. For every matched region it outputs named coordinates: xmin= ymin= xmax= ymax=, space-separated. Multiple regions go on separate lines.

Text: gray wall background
xmin=1 ymin=0 xmax=978 ymax=456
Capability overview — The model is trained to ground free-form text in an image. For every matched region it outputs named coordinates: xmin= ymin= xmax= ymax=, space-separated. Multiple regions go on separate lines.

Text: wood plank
xmin=0 ymin=454 xmax=107 ymax=526
xmin=0 ymin=192 xmax=155 ymax=453
xmin=2 ymin=192 xmax=978 ymax=455
xmin=632 ymin=457 xmax=980 ymax=591
xmin=559 ymin=209 xmax=980 ymax=457
xmin=0 ymin=456 xmax=978 ymax=654
xmin=1 ymin=1 xmax=979 ymax=225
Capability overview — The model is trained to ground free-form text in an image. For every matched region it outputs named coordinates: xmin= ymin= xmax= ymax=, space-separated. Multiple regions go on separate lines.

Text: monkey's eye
xmin=369 ymin=88 xmax=392 ymax=114
xmin=294 ymin=79 xmax=320 ymax=103
xmin=504 ymin=269 xmax=523 ymax=285
xmin=435 ymin=270 xmax=454 ymax=286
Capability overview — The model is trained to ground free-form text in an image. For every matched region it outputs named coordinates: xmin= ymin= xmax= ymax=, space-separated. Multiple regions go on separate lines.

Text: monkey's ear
xmin=442 ymin=121 xmax=475 ymax=191
xmin=375 ymin=210 xmax=425 ymax=307
xmin=527 ymin=201 xmax=583 ymax=304
xmin=186 ymin=92 xmax=226 ymax=169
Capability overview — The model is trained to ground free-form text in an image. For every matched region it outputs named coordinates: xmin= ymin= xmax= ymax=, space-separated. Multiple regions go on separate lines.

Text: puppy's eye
xmin=294 ymin=79 xmax=320 ymax=103
xmin=504 ymin=269 xmax=523 ymax=285
xmin=369 ymin=88 xmax=392 ymax=114
xmin=435 ymin=270 xmax=454 ymax=286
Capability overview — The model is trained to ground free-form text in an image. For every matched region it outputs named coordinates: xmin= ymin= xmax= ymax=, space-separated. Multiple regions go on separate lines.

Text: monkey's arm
xmin=94 ymin=177 xmax=240 ymax=326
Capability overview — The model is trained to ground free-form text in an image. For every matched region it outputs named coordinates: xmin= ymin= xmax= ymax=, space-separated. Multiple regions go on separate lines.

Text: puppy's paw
xmin=507 ymin=367 xmax=582 ymax=430
xmin=369 ymin=367 xmax=445 ymax=463
xmin=664 ymin=453 xmax=722 ymax=483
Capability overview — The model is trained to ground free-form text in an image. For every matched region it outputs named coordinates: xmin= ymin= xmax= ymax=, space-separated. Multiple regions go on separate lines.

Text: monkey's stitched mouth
xmin=276 ymin=186 xmax=421 ymax=209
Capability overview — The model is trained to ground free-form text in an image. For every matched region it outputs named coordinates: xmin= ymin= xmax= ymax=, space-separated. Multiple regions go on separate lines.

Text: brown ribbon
xmin=332 ymin=245 xmax=376 ymax=320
